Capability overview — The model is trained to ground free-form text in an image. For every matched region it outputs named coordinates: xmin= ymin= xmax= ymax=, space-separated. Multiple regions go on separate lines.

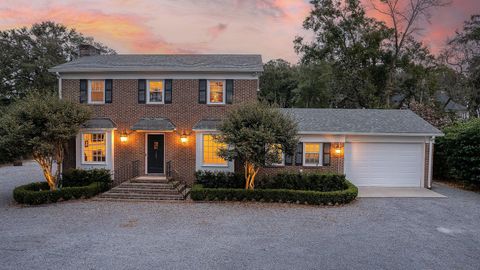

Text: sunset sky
xmin=0 ymin=0 xmax=478 ymax=63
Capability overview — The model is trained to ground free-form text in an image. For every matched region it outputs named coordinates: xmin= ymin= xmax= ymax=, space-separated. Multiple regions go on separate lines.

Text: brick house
xmin=50 ymin=47 xmax=442 ymax=192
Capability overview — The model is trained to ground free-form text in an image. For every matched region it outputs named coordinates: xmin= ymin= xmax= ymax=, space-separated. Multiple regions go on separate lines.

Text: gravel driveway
xmin=1 ymin=161 xmax=479 ymax=270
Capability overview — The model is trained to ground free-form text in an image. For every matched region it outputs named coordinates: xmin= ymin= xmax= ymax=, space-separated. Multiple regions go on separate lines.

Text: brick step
xmin=130 ymin=179 xmax=170 ymax=184
xmin=119 ymin=183 xmax=176 ymax=189
xmin=108 ymin=188 xmax=181 ymax=195
xmin=97 ymin=193 xmax=184 ymax=200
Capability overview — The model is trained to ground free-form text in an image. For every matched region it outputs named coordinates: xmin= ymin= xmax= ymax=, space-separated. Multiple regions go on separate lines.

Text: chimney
xmin=79 ymin=44 xmax=100 ymax=57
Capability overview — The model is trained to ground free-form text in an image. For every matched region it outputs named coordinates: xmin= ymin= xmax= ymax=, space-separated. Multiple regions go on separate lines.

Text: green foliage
xmin=217 ymin=102 xmax=298 ymax=168
xmin=190 ymin=181 xmax=358 ymax=205
xmin=257 ymin=173 xmax=348 ymax=192
xmin=194 ymin=170 xmax=244 ymax=188
xmin=0 ymin=21 xmax=115 ymax=103
xmin=259 ymin=59 xmax=298 ymax=107
xmin=62 ymin=168 xmax=112 ymax=187
xmin=13 ymin=181 xmax=105 ymax=205
xmin=434 ymin=118 xmax=480 ymax=186
xmin=294 ymin=63 xmax=333 ymax=108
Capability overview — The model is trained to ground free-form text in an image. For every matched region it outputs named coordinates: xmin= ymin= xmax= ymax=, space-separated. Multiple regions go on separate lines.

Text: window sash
xmin=82 ymin=133 xmax=106 ymax=164
xmin=269 ymin=144 xmax=284 ymax=166
xmin=303 ymin=143 xmax=323 ymax=166
xmin=88 ymin=80 xmax=105 ymax=104
xmin=207 ymin=80 xmax=225 ymax=104
xmin=202 ymin=134 xmax=228 ymax=166
xmin=147 ymin=80 xmax=164 ymax=104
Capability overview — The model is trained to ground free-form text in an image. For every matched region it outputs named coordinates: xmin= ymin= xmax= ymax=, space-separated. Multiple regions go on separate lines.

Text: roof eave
xmin=297 ymin=131 xmax=444 ymax=137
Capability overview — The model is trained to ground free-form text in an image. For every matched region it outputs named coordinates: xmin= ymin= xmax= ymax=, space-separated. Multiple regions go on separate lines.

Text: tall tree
xmin=369 ymin=0 xmax=450 ymax=106
xmin=0 ymin=21 xmax=115 ymax=104
xmin=294 ymin=62 xmax=333 ymax=108
xmin=294 ymin=0 xmax=392 ymax=108
xmin=259 ymin=59 xmax=298 ymax=107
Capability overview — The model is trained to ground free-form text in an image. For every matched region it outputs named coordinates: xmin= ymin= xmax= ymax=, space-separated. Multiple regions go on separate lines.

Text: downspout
xmin=428 ymin=136 xmax=434 ymax=189
xmin=56 ymin=72 xmax=62 ymax=99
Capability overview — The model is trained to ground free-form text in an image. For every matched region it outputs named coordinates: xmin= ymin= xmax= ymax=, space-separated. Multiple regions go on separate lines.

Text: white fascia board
xmin=297 ymin=131 xmax=444 ymax=137
xmin=55 ymin=72 xmax=259 ymax=80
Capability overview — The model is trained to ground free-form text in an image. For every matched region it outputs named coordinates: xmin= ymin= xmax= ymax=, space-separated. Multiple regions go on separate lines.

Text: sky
xmin=0 ymin=0 xmax=478 ymax=63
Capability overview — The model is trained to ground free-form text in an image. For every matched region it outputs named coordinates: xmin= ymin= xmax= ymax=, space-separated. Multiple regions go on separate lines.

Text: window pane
xmin=90 ymin=80 xmax=105 ymax=102
xmin=305 ymin=143 xmax=321 ymax=165
xmin=149 ymin=80 xmax=163 ymax=102
xmin=83 ymin=133 xmax=106 ymax=162
xmin=209 ymin=81 xmax=224 ymax=103
xmin=305 ymin=143 xmax=320 ymax=153
xmin=203 ymin=134 xmax=227 ymax=165
xmin=269 ymin=144 xmax=283 ymax=164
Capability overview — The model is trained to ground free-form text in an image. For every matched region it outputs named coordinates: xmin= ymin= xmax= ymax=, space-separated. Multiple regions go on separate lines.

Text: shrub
xmin=13 ymin=182 xmax=106 ymax=205
xmin=257 ymin=173 xmax=348 ymax=192
xmin=62 ymin=168 xmax=112 ymax=187
xmin=194 ymin=170 xmax=244 ymax=188
xmin=190 ymin=181 xmax=358 ymax=205
xmin=434 ymin=118 xmax=480 ymax=187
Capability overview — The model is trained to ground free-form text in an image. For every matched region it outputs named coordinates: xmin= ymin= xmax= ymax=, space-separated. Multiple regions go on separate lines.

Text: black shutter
xmin=164 ymin=79 xmax=172 ymax=104
xmin=323 ymin=143 xmax=331 ymax=166
xmin=138 ymin=79 xmax=146 ymax=104
xmin=226 ymin=79 xmax=234 ymax=104
xmin=80 ymin=79 xmax=87 ymax=103
xmin=105 ymin=79 xmax=112 ymax=103
xmin=199 ymin=79 xmax=207 ymax=104
xmin=295 ymin=142 xmax=303 ymax=166
xmin=284 ymin=154 xmax=293 ymax=166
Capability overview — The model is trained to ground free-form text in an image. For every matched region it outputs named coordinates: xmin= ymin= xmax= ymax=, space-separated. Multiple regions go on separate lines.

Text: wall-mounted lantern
xmin=334 ymin=143 xmax=343 ymax=156
xmin=120 ymin=129 xmax=129 ymax=143
xmin=179 ymin=130 xmax=190 ymax=144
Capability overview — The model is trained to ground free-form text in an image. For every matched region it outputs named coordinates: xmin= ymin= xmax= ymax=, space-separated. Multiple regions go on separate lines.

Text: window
xmin=202 ymin=134 xmax=227 ymax=166
xmin=303 ymin=143 xmax=322 ymax=166
xmin=207 ymin=80 xmax=225 ymax=104
xmin=147 ymin=80 xmax=164 ymax=103
xmin=83 ymin=133 xmax=106 ymax=163
xmin=89 ymin=80 xmax=105 ymax=103
xmin=268 ymin=144 xmax=284 ymax=166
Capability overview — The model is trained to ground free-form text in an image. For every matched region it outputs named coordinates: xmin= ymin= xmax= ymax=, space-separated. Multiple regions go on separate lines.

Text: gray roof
xmin=81 ymin=118 xmax=117 ymax=129
xmin=49 ymin=54 xmax=263 ymax=73
xmin=192 ymin=119 xmax=223 ymax=131
xmin=282 ymin=108 xmax=442 ymax=135
xmin=131 ymin=118 xmax=176 ymax=131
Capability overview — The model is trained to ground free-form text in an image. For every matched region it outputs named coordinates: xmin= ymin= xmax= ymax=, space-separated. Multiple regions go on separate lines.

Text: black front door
xmin=147 ymin=134 xmax=164 ymax=174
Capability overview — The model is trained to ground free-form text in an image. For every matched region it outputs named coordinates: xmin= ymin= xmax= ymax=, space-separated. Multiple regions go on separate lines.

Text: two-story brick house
xmin=50 ymin=46 xmax=442 ymax=194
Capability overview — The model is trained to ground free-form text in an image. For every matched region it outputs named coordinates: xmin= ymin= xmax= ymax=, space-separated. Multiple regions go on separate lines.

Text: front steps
xmin=96 ymin=176 xmax=189 ymax=201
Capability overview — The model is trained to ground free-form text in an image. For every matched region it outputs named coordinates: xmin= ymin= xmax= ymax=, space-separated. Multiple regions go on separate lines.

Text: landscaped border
xmin=190 ymin=181 xmax=358 ymax=205
xmin=13 ymin=182 xmax=106 ymax=205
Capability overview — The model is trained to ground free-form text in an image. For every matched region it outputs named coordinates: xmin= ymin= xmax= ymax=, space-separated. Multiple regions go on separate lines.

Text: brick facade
xmin=62 ymin=78 xmax=258 ymax=184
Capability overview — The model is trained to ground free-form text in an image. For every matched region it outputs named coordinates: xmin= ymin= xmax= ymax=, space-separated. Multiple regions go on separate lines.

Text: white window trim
xmin=201 ymin=133 xmax=228 ymax=167
xmin=207 ymin=79 xmax=226 ymax=105
xmin=146 ymin=79 xmax=165 ymax=104
xmin=88 ymin=79 xmax=105 ymax=104
xmin=303 ymin=142 xmax=323 ymax=167
xmin=81 ymin=131 xmax=107 ymax=165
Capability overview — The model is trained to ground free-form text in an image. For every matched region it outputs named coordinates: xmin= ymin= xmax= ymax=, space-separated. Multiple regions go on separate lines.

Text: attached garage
xmin=344 ymin=142 xmax=424 ymax=187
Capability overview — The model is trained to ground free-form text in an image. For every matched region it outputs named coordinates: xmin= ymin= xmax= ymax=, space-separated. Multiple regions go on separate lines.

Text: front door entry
xmin=147 ymin=134 xmax=164 ymax=174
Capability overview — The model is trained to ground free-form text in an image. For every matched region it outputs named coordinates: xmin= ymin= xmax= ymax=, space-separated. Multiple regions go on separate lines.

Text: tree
xmin=259 ymin=59 xmax=298 ymax=107
xmin=216 ymin=103 xmax=298 ymax=190
xmin=294 ymin=62 xmax=333 ymax=107
xmin=0 ymin=21 xmax=115 ymax=104
xmin=294 ymin=0 xmax=392 ymax=108
xmin=0 ymin=93 xmax=91 ymax=190
xmin=369 ymin=0 xmax=450 ymax=106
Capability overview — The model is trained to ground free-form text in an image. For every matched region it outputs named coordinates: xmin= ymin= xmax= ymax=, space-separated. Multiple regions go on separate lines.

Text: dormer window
xmin=89 ymin=80 xmax=105 ymax=104
xmin=207 ymin=80 xmax=225 ymax=104
xmin=147 ymin=80 xmax=164 ymax=104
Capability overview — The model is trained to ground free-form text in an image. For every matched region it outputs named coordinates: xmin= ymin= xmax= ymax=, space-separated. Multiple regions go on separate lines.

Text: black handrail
xmin=112 ymin=160 xmax=140 ymax=187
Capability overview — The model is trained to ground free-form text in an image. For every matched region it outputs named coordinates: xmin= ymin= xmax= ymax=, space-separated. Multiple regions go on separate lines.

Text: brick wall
xmin=258 ymin=143 xmax=345 ymax=176
xmin=62 ymin=79 xmax=258 ymax=184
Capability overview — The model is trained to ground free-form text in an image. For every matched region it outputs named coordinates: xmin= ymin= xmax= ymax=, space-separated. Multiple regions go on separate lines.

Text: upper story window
xmin=147 ymin=80 xmax=164 ymax=104
xmin=268 ymin=144 xmax=284 ymax=166
xmin=207 ymin=80 xmax=225 ymax=104
xmin=89 ymin=80 xmax=105 ymax=104
xmin=82 ymin=133 xmax=106 ymax=164
xmin=202 ymin=134 xmax=228 ymax=166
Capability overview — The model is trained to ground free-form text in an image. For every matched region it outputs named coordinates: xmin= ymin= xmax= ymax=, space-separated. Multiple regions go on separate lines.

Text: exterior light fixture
xmin=334 ymin=143 xmax=343 ymax=156
xmin=180 ymin=130 xmax=189 ymax=144
xmin=120 ymin=129 xmax=129 ymax=143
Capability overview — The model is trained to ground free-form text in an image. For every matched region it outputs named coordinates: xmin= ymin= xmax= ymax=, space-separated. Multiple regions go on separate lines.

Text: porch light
xmin=120 ymin=129 xmax=128 ymax=143
xmin=180 ymin=131 xmax=189 ymax=144
xmin=334 ymin=144 xmax=343 ymax=156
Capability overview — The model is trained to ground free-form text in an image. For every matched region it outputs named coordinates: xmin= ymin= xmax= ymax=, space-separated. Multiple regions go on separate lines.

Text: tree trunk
xmin=33 ymin=152 xmax=58 ymax=191
xmin=244 ymin=162 xmax=259 ymax=190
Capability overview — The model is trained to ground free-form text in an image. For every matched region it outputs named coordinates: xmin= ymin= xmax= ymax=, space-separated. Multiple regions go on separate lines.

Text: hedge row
xmin=13 ymin=182 xmax=107 ymax=205
xmin=62 ymin=168 xmax=112 ymax=187
xmin=190 ymin=181 xmax=358 ymax=205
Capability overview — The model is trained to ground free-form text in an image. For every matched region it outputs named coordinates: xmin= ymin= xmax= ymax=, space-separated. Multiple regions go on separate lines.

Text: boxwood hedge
xmin=13 ymin=181 xmax=106 ymax=205
xmin=190 ymin=181 xmax=358 ymax=205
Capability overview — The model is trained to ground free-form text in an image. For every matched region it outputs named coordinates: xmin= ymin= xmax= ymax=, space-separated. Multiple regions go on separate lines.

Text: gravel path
xmin=1 ymin=161 xmax=479 ymax=270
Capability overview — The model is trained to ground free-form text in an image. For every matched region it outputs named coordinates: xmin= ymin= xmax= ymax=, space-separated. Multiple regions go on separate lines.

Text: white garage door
xmin=344 ymin=142 xmax=424 ymax=187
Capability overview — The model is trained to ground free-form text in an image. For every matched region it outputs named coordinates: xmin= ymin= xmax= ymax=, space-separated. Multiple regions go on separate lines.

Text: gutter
xmin=56 ymin=72 xmax=62 ymax=99
xmin=297 ymin=131 xmax=444 ymax=137
xmin=428 ymin=137 xmax=435 ymax=189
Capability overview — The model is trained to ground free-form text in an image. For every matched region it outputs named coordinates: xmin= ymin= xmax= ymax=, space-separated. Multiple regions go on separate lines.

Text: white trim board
xmin=59 ymin=72 xmax=259 ymax=80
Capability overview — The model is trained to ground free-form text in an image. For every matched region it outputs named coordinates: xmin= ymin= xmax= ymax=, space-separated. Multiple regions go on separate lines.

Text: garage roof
xmin=282 ymin=108 xmax=443 ymax=136
xmin=49 ymin=54 xmax=263 ymax=73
